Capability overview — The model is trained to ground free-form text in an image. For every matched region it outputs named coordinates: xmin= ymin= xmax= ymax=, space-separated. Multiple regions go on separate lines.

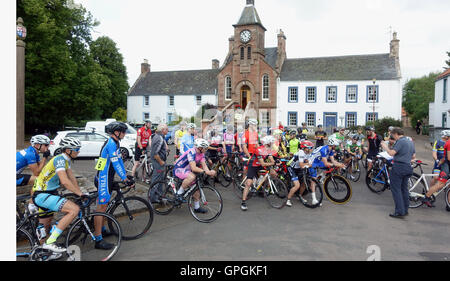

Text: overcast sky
xmin=67 ymin=0 xmax=450 ymax=86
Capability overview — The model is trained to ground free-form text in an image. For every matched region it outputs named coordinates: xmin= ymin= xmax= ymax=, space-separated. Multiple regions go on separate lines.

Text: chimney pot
xmin=141 ymin=59 xmax=150 ymax=74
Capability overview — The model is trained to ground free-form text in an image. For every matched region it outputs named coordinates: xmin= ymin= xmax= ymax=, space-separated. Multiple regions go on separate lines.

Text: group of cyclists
xmin=16 ymin=117 xmax=450 ymax=259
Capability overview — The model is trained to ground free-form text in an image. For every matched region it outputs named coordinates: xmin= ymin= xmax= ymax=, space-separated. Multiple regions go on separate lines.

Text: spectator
xmin=415 ymin=120 xmax=422 ymax=135
xmin=131 ymin=120 xmax=152 ymax=179
xmin=314 ymin=125 xmax=327 ymax=148
xmin=381 ymin=127 xmax=416 ymax=218
xmin=149 ymin=123 xmax=169 ymax=203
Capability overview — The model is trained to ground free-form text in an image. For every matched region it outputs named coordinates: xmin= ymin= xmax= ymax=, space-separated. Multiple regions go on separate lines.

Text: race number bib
xmin=94 ymin=157 xmax=107 ymax=171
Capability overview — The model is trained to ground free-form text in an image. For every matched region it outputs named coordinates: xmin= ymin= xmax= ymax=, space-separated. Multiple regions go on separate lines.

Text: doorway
xmin=240 ymin=85 xmax=250 ymax=109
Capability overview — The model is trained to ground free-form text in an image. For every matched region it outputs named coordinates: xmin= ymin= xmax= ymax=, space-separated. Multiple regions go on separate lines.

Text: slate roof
xmin=128 ymin=69 xmax=219 ymax=96
xmin=224 ymin=47 xmax=278 ymax=70
xmin=233 ymin=5 xmax=266 ymax=31
xmin=280 ymin=53 xmax=400 ymax=81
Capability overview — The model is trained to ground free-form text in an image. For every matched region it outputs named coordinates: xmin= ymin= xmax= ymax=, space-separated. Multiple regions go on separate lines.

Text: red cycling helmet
xmin=301 ymin=140 xmax=314 ymax=149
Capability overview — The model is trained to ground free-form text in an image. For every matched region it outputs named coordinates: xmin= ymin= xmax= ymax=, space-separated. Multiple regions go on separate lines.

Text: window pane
xmin=290 ymin=88 xmax=298 ymax=102
xmin=307 ymin=88 xmax=316 ymax=102
xmin=347 ymin=86 xmax=357 ymax=102
xmin=288 ymin=113 xmax=297 ymax=126
xmin=306 ymin=113 xmax=315 ymax=127
xmin=327 ymin=87 xmax=336 ymax=102
xmin=346 ymin=113 xmax=356 ymax=127
xmin=225 ymin=77 xmax=232 ymax=100
xmin=263 ymin=75 xmax=269 ymax=100
xmin=368 ymin=86 xmax=378 ymax=102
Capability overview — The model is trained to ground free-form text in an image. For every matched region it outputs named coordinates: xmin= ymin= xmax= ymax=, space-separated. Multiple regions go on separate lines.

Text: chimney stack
xmin=212 ymin=59 xmax=220 ymax=69
xmin=141 ymin=59 xmax=150 ymax=74
xmin=389 ymin=32 xmax=401 ymax=77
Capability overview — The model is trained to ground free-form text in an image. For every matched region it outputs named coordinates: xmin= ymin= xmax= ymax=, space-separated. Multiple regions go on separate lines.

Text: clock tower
xmin=217 ymin=0 xmax=284 ymax=127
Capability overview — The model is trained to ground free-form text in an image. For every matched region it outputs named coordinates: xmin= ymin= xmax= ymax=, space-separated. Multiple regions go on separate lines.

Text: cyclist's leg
xmin=175 ymin=169 xmax=196 ymax=194
xmin=243 ymin=166 xmax=258 ymax=201
xmin=131 ymin=145 xmax=142 ymax=177
xmin=95 ymin=173 xmax=112 ymax=238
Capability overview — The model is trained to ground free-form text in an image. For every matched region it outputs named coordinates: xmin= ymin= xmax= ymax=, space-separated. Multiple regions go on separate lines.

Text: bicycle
xmin=16 ymin=192 xmax=122 ymax=261
xmin=341 ymin=154 xmax=362 ymax=182
xmin=206 ymin=152 xmax=233 ymax=188
xmin=86 ymin=177 xmax=153 ymax=240
xmin=149 ymin=171 xmax=223 ymax=223
xmin=124 ymin=148 xmax=153 ymax=183
xmin=316 ymin=166 xmax=352 ymax=205
xmin=408 ymin=174 xmax=450 ymax=209
xmin=233 ymin=166 xmax=288 ymax=209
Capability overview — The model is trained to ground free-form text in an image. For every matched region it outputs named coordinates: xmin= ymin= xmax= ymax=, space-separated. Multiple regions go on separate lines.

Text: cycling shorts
xmin=32 ymin=191 xmax=67 ymax=218
xmin=134 ymin=143 xmax=147 ymax=161
xmin=246 ymin=165 xmax=261 ymax=180
xmin=174 ymin=167 xmax=192 ymax=180
xmin=438 ymin=162 xmax=450 ymax=183
xmin=16 ymin=174 xmax=31 ymax=186
xmin=433 ymin=161 xmax=442 ymax=174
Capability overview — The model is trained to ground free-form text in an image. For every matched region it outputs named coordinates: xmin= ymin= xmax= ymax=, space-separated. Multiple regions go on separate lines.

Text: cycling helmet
xmin=247 ymin=119 xmax=258 ymax=126
xmin=328 ymin=136 xmax=341 ymax=146
xmin=194 ymin=138 xmax=209 ymax=149
xmin=352 ymin=134 xmax=360 ymax=141
xmin=441 ymin=130 xmax=450 ymax=137
xmin=144 ymin=119 xmax=151 ymax=124
xmin=289 ymin=129 xmax=297 ymax=135
xmin=106 ymin=121 xmax=128 ymax=134
xmin=30 ymin=135 xmax=50 ymax=146
xmin=365 ymin=126 xmax=375 ymax=131
xmin=187 ymin=123 xmax=197 ymax=129
xmin=261 ymin=135 xmax=275 ymax=146
xmin=59 ymin=137 xmax=82 ymax=150
xmin=388 ymin=126 xmax=394 ymax=131
xmin=300 ymin=141 xmax=314 ymax=149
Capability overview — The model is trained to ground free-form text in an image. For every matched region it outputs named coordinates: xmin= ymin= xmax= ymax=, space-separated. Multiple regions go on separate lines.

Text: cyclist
xmin=94 ymin=121 xmax=134 ymax=249
xmin=131 ymin=119 xmax=152 ymax=179
xmin=272 ymin=129 xmax=288 ymax=158
xmin=179 ymin=123 xmax=197 ymax=154
xmin=331 ymin=127 xmax=346 ymax=153
xmin=206 ymin=128 xmax=222 ymax=167
xmin=242 ymin=119 xmax=260 ymax=178
xmin=287 ymin=129 xmax=300 ymax=157
xmin=241 ymin=135 xmax=277 ymax=211
xmin=31 ymin=137 xmax=85 ymax=254
xmin=298 ymin=123 xmax=309 ymax=140
xmin=314 ymin=125 xmax=327 ymax=148
xmin=422 ymin=130 xmax=450 ymax=209
xmin=173 ymin=138 xmax=216 ymax=213
xmin=430 ymin=131 xmax=448 ymax=186
xmin=174 ymin=121 xmax=187 ymax=157
xmin=222 ymin=126 xmax=235 ymax=157
xmin=17 ymin=135 xmax=51 ymax=186
xmin=286 ymin=140 xmax=318 ymax=207
xmin=344 ymin=135 xmax=362 ymax=180
xmin=365 ymin=126 xmax=383 ymax=171
xmin=310 ymin=136 xmax=346 ymax=178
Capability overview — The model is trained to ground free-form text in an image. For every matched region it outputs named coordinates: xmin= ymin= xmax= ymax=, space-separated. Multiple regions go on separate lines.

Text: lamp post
xmin=17 ymin=17 xmax=27 ymax=149
xmin=372 ymin=78 xmax=376 ymax=124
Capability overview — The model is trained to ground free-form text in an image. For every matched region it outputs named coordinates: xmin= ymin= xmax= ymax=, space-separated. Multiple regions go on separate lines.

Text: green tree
xmin=111 ymin=107 xmax=127 ymax=122
xmin=90 ymin=36 xmax=129 ymax=118
xmin=445 ymin=51 xmax=450 ymax=69
xmin=402 ymin=72 xmax=440 ymax=125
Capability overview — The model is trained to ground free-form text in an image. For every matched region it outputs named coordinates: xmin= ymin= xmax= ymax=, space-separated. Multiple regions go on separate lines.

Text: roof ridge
xmin=146 ymin=68 xmax=220 ymax=74
xmin=286 ymin=53 xmax=390 ymax=61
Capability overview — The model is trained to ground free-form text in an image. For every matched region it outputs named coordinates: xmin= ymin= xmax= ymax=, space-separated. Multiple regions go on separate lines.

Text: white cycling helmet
xmin=30 ymin=135 xmax=50 ymax=146
xmin=441 ymin=130 xmax=450 ymax=137
xmin=328 ymin=136 xmax=341 ymax=146
xmin=194 ymin=138 xmax=209 ymax=149
xmin=247 ymin=119 xmax=258 ymax=126
xmin=261 ymin=135 xmax=276 ymax=146
xmin=187 ymin=123 xmax=197 ymax=129
xmin=59 ymin=137 xmax=82 ymax=150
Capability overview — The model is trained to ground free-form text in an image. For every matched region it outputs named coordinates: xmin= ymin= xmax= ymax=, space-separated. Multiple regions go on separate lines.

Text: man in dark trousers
xmin=149 ymin=123 xmax=169 ymax=203
xmin=381 ymin=127 xmax=415 ymax=218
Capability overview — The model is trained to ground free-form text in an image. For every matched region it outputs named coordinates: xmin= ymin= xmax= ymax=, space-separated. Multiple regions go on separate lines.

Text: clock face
xmin=240 ymin=30 xmax=251 ymax=43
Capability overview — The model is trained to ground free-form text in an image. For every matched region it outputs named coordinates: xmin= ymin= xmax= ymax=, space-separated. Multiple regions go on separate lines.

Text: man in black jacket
xmin=365 ymin=126 xmax=383 ymax=171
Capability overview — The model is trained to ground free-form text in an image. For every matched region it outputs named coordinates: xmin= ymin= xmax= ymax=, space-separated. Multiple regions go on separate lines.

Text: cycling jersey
xmin=173 ymin=148 xmax=205 ymax=179
xmin=310 ymin=145 xmax=334 ymax=168
xmin=367 ymin=133 xmax=383 ymax=156
xmin=33 ymin=154 xmax=71 ymax=192
xmin=95 ymin=137 xmax=127 ymax=204
xmin=346 ymin=141 xmax=362 ymax=154
xmin=287 ymin=138 xmax=300 ymax=154
xmin=289 ymin=150 xmax=314 ymax=169
xmin=433 ymin=139 xmax=446 ymax=160
xmin=332 ymin=133 xmax=346 ymax=151
xmin=250 ymin=145 xmax=276 ymax=167
xmin=137 ymin=126 xmax=152 ymax=148
xmin=180 ymin=134 xmax=195 ymax=154
xmin=243 ymin=130 xmax=259 ymax=154
xmin=175 ymin=129 xmax=187 ymax=149
xmin=16 ymin=146 xmax=40 ymax=174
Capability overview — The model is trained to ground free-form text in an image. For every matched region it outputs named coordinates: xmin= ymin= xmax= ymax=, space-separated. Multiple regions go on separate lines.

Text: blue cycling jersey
xmin=310 ymin=145 xmax=335 ymax=168
xmin=433 ymin=140 xmax=446 ymax=160
xmin=180 ymin=134 xmax=195 ymax=153
xmin=16 ymin=146 xmax=40 ymax=174
xmin=96 ymin=137 xmax=127 ymax=204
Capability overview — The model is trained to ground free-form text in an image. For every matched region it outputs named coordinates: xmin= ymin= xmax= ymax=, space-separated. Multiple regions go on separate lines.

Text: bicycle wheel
xmin=16 ymin=228 xmax=34 ymax=261
xmin=323 ymin=175 xmax=352 ymax=204
xmin=218 ymin=164 xmax=233 ymax=187
xmin=299 ymin=178 xmax=323 ymax=209
xmin=188 ymin=185 xmax=223 ymax=223
xmin=148 ymin=180 xmax=176 ymax=215
xmin=445 ymin=186 xmax=450 ymax=211
xmin=408 ymin=174 xmax=427 ymax=208
xmin=65 ymin=212 xmax=122 ymax=261
xmin=365 ymin=168 xmax=388 ymax=193
xmin=264 ymin=177 xmax=288 ymax=209
xmin=124 ymin=158 xmax=135 ymax=174
xmin=109 ymin=196 xmax=153 ymax=240
xmin=351 ymin=160 xmax=361 ymax=182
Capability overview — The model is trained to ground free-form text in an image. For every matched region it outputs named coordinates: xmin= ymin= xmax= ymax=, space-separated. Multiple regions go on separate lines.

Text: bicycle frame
xmin=409 ymin=174 xmax=450 ymax=199
xmin=371 ymin=162 xmax=390 ymax=186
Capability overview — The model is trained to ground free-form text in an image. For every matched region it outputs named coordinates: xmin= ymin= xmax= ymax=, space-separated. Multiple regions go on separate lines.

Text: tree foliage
xmin=402 ymin=72 xmax=440 ymax=125
xmin=111 ymin=107 xmax=127 ymax=122
xmin=17 ymin=0 xmax=128 ymax=133
xmin=445 ymin=51 xmax=450 ymax=69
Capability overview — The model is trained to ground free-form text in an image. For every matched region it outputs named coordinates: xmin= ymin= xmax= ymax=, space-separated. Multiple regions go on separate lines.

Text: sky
xmin=73 ymin=0 xmax=450 ymax=87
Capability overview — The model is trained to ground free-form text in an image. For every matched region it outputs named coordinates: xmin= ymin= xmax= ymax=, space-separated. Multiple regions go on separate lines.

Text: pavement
xmin=63 ymin=128 xmax=450 ymax=261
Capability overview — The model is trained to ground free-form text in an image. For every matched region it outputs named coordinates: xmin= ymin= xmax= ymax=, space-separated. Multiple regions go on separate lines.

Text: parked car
xmin=85 ymin=119 xmax=137 ymax=143
xmin=49 ymin=130 xmax=135 ymax=159
xmin=165 ymin=125 xmax=179 ymax=145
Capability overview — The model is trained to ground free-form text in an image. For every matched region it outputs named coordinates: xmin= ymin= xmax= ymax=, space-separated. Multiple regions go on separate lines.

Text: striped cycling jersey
xmin=33 ymin=154 xmax=71 ymax=192
xmin=433 ymin=139 xmax=446 ymax=160
xmin=173 ymin=148 xmax=205 ymax=170
xmin=310 ymin=145 xmax=335 ymax=168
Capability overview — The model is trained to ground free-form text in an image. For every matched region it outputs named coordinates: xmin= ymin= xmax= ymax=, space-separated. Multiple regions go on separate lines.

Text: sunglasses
xmin=71 ymin=148 xmax=81 ymax=152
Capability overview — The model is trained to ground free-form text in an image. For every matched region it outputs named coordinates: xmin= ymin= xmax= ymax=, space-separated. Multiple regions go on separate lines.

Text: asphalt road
xmin=70 ymin=143 xmax=450 ymax=261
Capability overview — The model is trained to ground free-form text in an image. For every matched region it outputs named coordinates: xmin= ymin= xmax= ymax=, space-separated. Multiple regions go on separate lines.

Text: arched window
xmin=247 ymin=46 xmax=251 ymax=59
xmin=225 ymin=76 xmax=232 ymax=100
xmin=262 ymin=75 xmax=269 ymax=100
xmin=240 ymin=47 xmax=245 ymax=60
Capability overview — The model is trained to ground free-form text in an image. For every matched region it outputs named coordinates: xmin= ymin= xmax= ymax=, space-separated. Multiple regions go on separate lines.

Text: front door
xmin=240 ymin=85 xmax=250 ymax=109
xmin=324 ymin=113 xmax=337 ymax=134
